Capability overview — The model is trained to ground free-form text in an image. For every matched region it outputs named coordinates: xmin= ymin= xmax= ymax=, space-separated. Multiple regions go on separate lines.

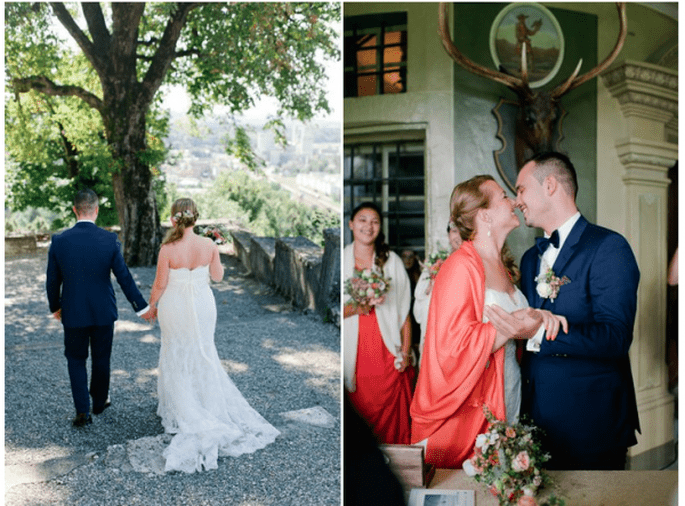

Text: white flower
xmin=462 ymin=458 xmax=478 ymax=477
xmin=475 ymin=434 xmax=488 ymax=450
xmin=536 ymin=281 xmax=553 ymax=298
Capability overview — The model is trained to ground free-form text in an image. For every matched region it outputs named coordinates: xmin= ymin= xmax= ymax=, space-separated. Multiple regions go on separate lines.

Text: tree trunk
xmin=97 ymin=2 xmax=163 ymax=267
xmin=105 ymin=102 xmax=162 ymax=267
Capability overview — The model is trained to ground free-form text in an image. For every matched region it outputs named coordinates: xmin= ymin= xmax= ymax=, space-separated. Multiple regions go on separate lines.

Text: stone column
xmin=601 ymin=61 xmax=677 ymax=469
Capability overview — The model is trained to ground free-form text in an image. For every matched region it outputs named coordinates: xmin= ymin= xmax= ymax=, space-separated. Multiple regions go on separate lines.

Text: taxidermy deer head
xmin=438 ymin=2 xmax=627 ymax=169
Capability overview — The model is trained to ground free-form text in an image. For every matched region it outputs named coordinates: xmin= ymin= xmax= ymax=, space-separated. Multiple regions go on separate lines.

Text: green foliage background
xmin=191 ymin=171 xmax=338 ymax=247
xmin=5 ymin=2 xmax=340 ymax=247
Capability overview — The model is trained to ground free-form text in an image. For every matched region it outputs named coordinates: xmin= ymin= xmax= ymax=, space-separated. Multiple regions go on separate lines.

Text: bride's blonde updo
xmin=163 ymin=198 xmax=199 ymax=245
xmin=449 ymin=175 xmax=494 ymax=242
xmin=449 ymin=175 xmax=520 ymax=283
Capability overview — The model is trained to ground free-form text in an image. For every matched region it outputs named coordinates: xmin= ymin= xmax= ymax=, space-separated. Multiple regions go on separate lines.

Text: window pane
xmin=344 ymin=13 xmax=407 ymax=97
xmin=344 ymin=140 xmax=425 ymax=256
xmin=357 ymin=48 xmax=377 ymax=71
xmin=357 ymin=74 xmax=377 ymax=97
xmin=384 ymin=30 xmax=403 ymax=46
xmin=383 ymin=43 xmax=404 ymax=65
xmin=383 ymin=72 xmax=403 ymax=94
xmin=389 ymin=152 xmax=424 ymax=195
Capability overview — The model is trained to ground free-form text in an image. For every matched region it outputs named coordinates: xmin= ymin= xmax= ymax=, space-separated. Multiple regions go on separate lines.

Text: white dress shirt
xmin=527 ymin=212 xmax=581 ymax=352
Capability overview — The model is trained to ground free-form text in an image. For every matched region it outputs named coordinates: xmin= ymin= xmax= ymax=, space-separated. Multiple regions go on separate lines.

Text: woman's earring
xmin=487 ymin=225 xmax=492 ymax=237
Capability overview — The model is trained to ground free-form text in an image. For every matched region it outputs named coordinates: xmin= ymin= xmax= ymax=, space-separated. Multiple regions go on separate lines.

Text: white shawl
xmin=412 ymin=269 xmax=432 ymax=356
xmin=343 ymin=242 xmax=411 ymax=392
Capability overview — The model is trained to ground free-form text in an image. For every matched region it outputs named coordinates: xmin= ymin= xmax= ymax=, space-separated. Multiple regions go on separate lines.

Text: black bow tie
xmin=536 ymin=230 xmax=560 ymax=255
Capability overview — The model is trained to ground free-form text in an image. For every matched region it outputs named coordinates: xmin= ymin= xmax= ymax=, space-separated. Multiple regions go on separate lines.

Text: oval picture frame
xmin=489 ymin=3 xmax=564 ymax=89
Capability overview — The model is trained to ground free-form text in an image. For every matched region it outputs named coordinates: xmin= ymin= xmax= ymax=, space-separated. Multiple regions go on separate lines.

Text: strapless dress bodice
xmin=167 ymin=265 xmax=210 ymax=286
xmin=483 ymin=287 xmax=527 ymax=424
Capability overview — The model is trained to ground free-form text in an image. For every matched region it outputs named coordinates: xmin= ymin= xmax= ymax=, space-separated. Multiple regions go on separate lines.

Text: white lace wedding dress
xmin=157 ymin=265 xmax=280 ymax=473
xmin=483 ymin=288 xmax=526 ymax=424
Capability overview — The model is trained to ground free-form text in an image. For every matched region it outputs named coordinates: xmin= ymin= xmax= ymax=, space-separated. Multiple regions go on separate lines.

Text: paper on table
xmin=407 ymin=488 xmax=475 ymax=506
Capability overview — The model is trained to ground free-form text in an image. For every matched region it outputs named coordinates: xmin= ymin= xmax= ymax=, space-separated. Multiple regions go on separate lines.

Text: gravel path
xmin=5 ymin=249 xmax=341 ymax=505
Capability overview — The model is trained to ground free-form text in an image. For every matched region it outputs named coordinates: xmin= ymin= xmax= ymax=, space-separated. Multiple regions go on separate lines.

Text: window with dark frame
xmin=344 ymin=12 xmax=408 ymax=98
xmin=344 ymin=140 xmax=425 ymax=258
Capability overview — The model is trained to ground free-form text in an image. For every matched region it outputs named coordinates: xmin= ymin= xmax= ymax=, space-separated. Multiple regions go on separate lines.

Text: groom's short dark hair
xmin=526 ymin=152 xmax=578 ymax=200
xmin=74 ymin=189 xmax=99 ymax=215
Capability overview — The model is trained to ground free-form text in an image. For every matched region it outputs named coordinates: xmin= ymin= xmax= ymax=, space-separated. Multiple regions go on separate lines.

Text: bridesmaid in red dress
xmin=343 ymin=202 xmax=415 ymax=444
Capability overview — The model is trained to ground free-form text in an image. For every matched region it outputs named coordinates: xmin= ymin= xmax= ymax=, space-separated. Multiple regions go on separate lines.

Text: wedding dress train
xmin=157 ymin=265 xmax=280 ymax=473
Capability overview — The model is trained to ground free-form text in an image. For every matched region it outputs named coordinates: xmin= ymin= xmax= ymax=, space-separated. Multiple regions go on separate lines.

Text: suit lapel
xmin=533 ymin=253 xmax=544 ymax=308
xmin=552 ymin=216 xmax=588 ymax=275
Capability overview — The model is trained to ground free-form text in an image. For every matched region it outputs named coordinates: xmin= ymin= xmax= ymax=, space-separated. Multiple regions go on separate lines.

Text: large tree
xmin=6 ymin=2 xmax=340 ymax=266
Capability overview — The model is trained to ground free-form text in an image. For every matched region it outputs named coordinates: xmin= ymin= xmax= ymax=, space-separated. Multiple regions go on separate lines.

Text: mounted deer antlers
xmin=438 ymin=3 xmax=627 ymax=169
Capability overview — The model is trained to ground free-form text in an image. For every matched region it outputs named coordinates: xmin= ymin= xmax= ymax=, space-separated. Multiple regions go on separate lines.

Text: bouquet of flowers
xmin=195 ymin=225 xmax=229 ymax=245
xmin=420 ymin=249 xmax=451 ymax=282
xmin=345 ymin=268 xmax=391 ymax=307
xmin=462 ymin=406 xmax=565 ymax=506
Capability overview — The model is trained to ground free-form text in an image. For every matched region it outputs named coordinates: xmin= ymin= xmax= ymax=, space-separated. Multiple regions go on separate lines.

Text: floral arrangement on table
xmin=345 ymin=268 xmax=391 ymax=307
xmin=462 ymin=406 xmax=565 ymax=506
xmin=535 ymin=267 xmax=570 ymax=302
xmin=194 ymin=224 xmax=229 ymax=245
xmin=420 ymin=249 xmax=451 ymax=282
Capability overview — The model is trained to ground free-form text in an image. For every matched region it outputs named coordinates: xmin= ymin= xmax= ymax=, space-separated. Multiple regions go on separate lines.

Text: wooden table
xmin=428 ymin=469 xmax=678 ymax=505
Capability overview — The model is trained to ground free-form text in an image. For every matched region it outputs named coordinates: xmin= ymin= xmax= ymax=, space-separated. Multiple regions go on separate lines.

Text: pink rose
xmin=517 ymin=496 xmax=538 ymax=506
xmin=506 ymin=427 xmax=516 ymax=438
xmin=512 ymin=450 xmax=531 ymax=472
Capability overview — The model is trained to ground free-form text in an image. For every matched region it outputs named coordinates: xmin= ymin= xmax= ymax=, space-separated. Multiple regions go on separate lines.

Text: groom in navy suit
xmin=46 ymin=189 xmax=155 ymax=427
xmin=487 ymin=152 xmax=640 ymax=470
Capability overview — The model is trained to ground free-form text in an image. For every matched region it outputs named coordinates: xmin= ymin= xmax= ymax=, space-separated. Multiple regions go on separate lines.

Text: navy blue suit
xmin=46 ymin=221 xmax=148 ymax=414
xmin=519 ymin=216 xmax=640 ymax=470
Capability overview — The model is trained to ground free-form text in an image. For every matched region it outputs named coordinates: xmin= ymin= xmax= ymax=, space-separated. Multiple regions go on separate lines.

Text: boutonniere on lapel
xmin=535 ymin=267 xmax=570 ymax=302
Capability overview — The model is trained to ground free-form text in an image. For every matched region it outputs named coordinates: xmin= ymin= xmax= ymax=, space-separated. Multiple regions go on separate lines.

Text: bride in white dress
xmin=148 ymin=198 xmax=279 ymax=473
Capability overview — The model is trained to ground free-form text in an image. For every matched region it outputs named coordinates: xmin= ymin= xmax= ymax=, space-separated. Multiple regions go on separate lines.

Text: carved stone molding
xmin=615 ymin=137 xmax=676 ymax=187
xmin=602 ymin=60 xmax=678 ymax=129
xmin=603 ymin=61 xmax=677 ymax=90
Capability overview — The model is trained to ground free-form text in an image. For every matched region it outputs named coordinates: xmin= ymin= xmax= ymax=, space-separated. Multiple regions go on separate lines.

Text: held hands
xmin=344 ymin=298 xmax=385 ymax=318
xmin=52 ymin=308 xmax=62 ymax=321
xmin=484 ymin=306 xmax=567 ymax=341
xmin=141 ymin=305 xmax=158 ymax=323
xmin=397 ymin=350 xmax=411 ymax=372
xmin=536 ymin=309 xmax=568 ymax=341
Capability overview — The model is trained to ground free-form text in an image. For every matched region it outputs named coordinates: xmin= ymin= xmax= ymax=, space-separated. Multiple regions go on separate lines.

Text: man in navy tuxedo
xmin=487 ymin=152 xmax=640 ymax=470
xmin=46 ymin=189 xmax=155 ymax=427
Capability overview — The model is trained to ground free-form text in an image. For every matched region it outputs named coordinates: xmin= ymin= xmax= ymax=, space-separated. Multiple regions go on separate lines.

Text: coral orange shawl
xmin=410 ymin=241 xmax=506 ymax=469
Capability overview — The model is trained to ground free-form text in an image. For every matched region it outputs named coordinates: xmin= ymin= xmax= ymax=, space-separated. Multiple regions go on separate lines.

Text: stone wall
xmin=6 ymin=236 xmax=37 ymax=256
xmin=230 ymin=228 xmax=340 ymax=327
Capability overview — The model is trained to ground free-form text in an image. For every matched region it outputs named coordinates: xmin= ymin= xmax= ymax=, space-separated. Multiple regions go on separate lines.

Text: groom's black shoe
xmin=93 ymin=400 xmax=111 ymax=415
xmin=72 ymin=413 xmax=93 ymax=427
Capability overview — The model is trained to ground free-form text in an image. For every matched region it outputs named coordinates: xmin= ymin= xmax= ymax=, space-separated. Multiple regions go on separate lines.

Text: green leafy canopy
xmin=6 ymin=2 xmax=340 ymax=233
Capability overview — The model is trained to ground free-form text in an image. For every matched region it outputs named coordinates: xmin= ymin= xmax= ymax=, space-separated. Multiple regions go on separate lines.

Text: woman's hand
xmin=485 ymin=306 xmax=542 ymax=340
xmin=371 ymin=295 xmax=386 ymax=306
xmin=397 ymin=350 xmax=411 ymax=372
xmin=343 ymin=301 xmax=372 ymax=318
xmin=535 ymin=309 xmax=568 ymax=341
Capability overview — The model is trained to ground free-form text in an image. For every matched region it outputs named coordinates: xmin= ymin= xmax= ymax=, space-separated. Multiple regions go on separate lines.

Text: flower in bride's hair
xmin=183 ymin=209 xmax=194 ymax=218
